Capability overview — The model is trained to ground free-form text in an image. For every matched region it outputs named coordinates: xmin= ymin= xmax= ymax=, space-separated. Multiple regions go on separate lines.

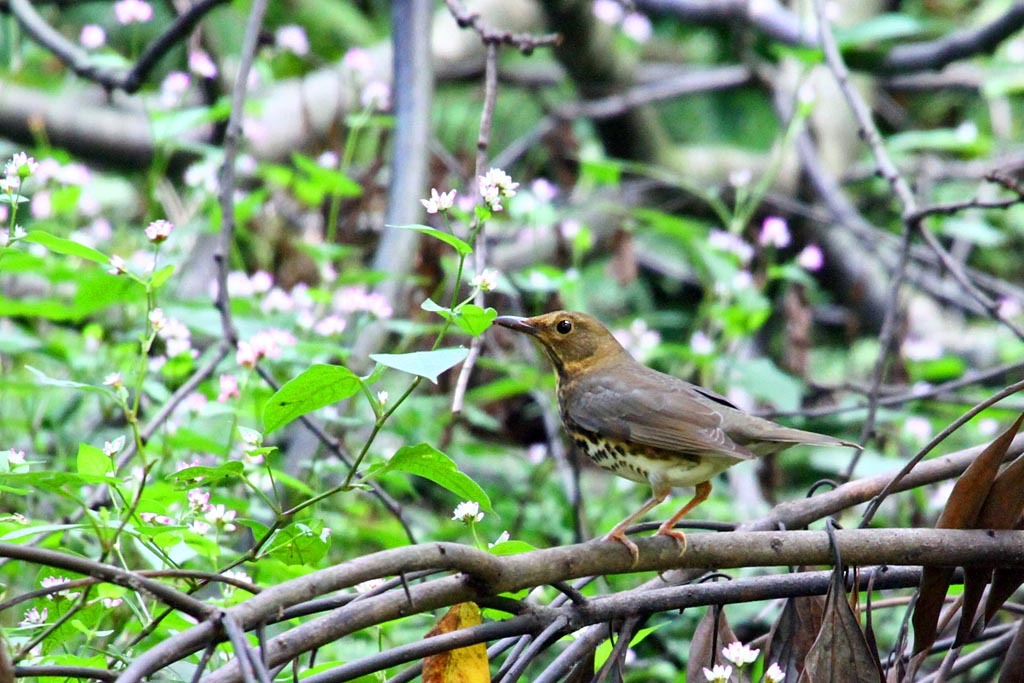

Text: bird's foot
xmin=654 ymin=523 xmax=688 ymax=556
xmin=602 ymin=529 xmax=640 ymax=566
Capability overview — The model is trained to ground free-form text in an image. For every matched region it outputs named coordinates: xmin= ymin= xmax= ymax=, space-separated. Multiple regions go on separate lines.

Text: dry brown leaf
xmin=997 ymin=618 xmax=1024 ymax=683
xmin=799 ymin=565 xmax=882 ymax=683
xmin=422 ymin=602 xmax=490 ymax=683
xmin=912 ymin=414 xmax=1024 ymax=655
xmin=766 ymin=591 xmax=826 ymax=682
xmin=686 ymin=605 xmax=737 ymax=682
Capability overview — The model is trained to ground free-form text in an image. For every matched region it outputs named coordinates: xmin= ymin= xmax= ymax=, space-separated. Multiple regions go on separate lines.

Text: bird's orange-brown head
xmin=492 ymin=311 xmax=630 ymax=377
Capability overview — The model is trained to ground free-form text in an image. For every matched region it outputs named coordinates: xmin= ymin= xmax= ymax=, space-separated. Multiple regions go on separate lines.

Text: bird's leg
xmin=602 ymin=486 xmax=671 ymax=565
xmin=655 ymin=480 xmax=712 ymax=556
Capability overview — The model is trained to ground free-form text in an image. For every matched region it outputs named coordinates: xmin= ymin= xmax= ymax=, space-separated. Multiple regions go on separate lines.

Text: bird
xmin=492 ymin=310 xmax=859 ymax=562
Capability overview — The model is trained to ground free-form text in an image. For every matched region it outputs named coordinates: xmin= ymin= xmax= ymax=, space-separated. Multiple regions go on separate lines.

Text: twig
xmin=443 ymin=0 xmax=561 ymax=53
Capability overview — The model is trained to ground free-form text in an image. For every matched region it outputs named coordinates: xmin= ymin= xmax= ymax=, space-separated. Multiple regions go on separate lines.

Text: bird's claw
xmin=603 ymin=530 xmax=640 ymax=566
xmin=655 ymin=526 xmax=688 ymax=557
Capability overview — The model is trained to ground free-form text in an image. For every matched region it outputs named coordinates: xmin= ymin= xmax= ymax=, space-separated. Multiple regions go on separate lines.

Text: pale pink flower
xmin=343 ymin=47 xmax=374 ymax=77
xmin=103 ymin=372 xmax=123 ymax=388
xmin=236 ymin=341 xmax=258 ymax=368
xmin=361 ymin=81 xmax=391 ymax=110
xmin=189 ymin=50 xmax=217 ymax=78
xmin=797 ymin=244 xmax=824 ymax=271
xmin=531 ymin=178 xmax=558 ymax=202
xmin=149 ymin=308 xmax=167 ymax=332
xmin=80 ymin=24 xmax=106 ymax=49
xmin=145 ymin=219 xmax=174 ymax=243
xmin=470 ymin=268 xmax=499 ymax=292
xmin=276 ymin=25 xmax=309 ymax=56
xmin=621 ymin=13 xmax=653 ymax=42
xmin=593 ymin=0 xmax=624 ymax=24
xmin=190 ymin=519 xmax=211 ymax=534
xmin=205 ymin=504 xmax=237 ymax=531
xmin=709 ymin=229 xmax=754 ymax=263
xmin=722 ymin=641 xmax=759 ymax=667
xmin=107 ymin=255 xmax=127 ymax=275
xmin=765 ymin=662 xmax=786 ymax=683
xmin=160 ymin=71 xmax=191 ymax=107
xmin=103 ymin=436 xmax=126 ymax=457
xmin=250 ymin=270 xmax=273 ymax=293
xmin=113 ymin=0 xmax=153 ymax=24
xmin=217 ymin=374 xmax=240 ymax=402
xmin=313 ymin=314 xmax=347 ymax=336
xmin=188 ymin=489 xmax=211 ymax=511
xmin=7 ymin=449 xmax=26 ymax=466
xmin=759 ymin=216 xmax=791 ymax=248
xmin=20 ymin=607 xmax=48 ymax=626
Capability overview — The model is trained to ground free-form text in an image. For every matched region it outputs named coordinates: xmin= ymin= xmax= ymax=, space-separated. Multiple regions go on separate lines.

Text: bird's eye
xmin=556 ymin=319 xmax=572 ymax=334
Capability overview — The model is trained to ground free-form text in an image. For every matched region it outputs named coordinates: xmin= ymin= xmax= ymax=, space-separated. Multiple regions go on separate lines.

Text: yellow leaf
xmin=422 ymin=602 xmax=490 ymax=683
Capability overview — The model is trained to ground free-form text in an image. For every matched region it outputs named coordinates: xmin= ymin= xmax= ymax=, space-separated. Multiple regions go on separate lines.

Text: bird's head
xmin=492 ymin=310 xmax=629 ymax=376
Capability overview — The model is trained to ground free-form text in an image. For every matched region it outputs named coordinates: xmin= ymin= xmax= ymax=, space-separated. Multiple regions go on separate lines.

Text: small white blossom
xmin=103 ymin=435 xmax=126 ymax=457
xmin=205 ymin=504 xmax=238 ymax=531
xmin=690 ymin=330 xmax=714 ymax=355
xmin=708 ymin=229 xmax=754 ymax=263
xmin=765 ymin=662 xmax=786 ymax=683
xmin=703 ymin=664 xmax=733 ymax=683
xmin=722 ymin=641 xmax=759 ymax=667
xmin=452 ymin=501 xmax=484 ymax=524
xmin=276 ymin=25 xmax=309 ymax=56
xmin=488 ymin=530 xmax=510 ymax=548
xmin=470 ymin=268 xmax=499 ymax=292
xmin=103 ymin=372 xmax=123 ymax=388
xmin=420 ymin=187 xmax=457 ymax=214
xmin=114 ymin=0 xmax=153 ymax=24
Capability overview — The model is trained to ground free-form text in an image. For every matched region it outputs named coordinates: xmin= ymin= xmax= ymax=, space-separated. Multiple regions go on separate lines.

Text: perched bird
xmin=493 ymin=310 xmax=859 ymax=562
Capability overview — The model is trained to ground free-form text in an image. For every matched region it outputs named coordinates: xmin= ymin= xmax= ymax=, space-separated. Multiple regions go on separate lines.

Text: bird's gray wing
xmin=566 ymin=372 xmax=757 ymax=462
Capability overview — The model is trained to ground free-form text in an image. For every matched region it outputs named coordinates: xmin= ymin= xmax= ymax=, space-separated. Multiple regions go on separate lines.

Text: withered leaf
xmin=766 ymin=591 xmax=826 ymax=682
xmin=422 ymin=602 xmax=490 ymax=683
xmin=686 ymin=605 xmax=737 ymax=683
xmin=912 ymin=414 xmax=1024 ymax=655
xmin=799 ymin=566 xmax=882 ymax=683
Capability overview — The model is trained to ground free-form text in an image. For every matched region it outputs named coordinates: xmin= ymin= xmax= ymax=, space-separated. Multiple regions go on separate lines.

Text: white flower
xmin=7 ymin=449 xmax=26 ymax=465
xmin=103 ymin=435 xmax=126 ymax=457
xmin=205 ymin=504 xmax=238 ymax=531
xmin=488 ymin=530 xmax=510 ymax=548
xmin=470 ymin=268 xmax=499 ymax=292
xmin=420 ymin=187 xmax=457 ymax=214
xmin=702 ymin=664 xmax=732 ymax=683
xmin=6 ymin=152 xmax=39 ymax=178
xmin=452 ymin=501 xmax=483 ymax=524
xmin=621 ymin=13 xmax=652 ymax=42
xmin=149 ymin=307 xmax=167 ymax=332
xmin=377 ymin=390 xmax=389 ymax=406
xmin=103 ymin=372 xmax=123 ymax=388
xmin=765 ymin=662 xmax=786 ymax=683
xmin=722 ymin=640 xmax=759 ymax=667
xmin=758 ymin=216 xmax=791 ymax=248
xmin=904 ymin=416 xmax=933 ymax=443
xmin=689 ymin=330 xmax=714 ymax=355
xmin=20 ymin=607 xmax=48 ymax=626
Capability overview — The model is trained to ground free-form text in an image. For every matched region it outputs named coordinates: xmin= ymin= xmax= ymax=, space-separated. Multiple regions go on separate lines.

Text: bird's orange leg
xmin=602 ymin=486 xmax=671 ymax=565
xmin=655 ymin=480 xmax=712 ymax=556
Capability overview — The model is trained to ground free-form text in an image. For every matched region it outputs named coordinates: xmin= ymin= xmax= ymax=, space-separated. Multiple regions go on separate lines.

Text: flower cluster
xmin=702 ymin=641 xmax=784 ymax=682
xmin=114 ymin=0 xmax=153 ymax=24
xmin=478 ymin=168 xmax=519 ymax=212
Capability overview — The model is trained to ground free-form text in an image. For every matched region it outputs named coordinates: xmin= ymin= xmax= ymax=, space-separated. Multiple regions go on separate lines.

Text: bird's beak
xmin=492 ymin=315 xmax=538 ymax=336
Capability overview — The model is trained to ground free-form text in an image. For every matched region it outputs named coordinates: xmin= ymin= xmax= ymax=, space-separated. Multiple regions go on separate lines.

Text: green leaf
xmin=379 ymin=443 xmax=492 ymax=512
xmin=369 ymin=347 xmax=469 ymax=384
xmin=151 ymin=264 xmax=176 ymax=289
xmin=835 ymin=13 xmax=924 ymax=47
xmin=292 ymin=153 xmax=363 ymax=196
xmin=452 ymin=304 xmax=497 ymax=337
xmin=22 ymin=231 xmax=109 ymax=265
xmin=166 ymin=461 xmax=245 ymax=487
xmin=264 ymin=520 xmax=330 ymax=566
xmin=263 ymin=364 xmax=363 ymax=433
xmin=77 ymin=443 xmax=113 ymax=477
xmin=389 ymin=224 xmax=472 ymax=255
xmin=26 ymin=366 xmax=112 ymax=396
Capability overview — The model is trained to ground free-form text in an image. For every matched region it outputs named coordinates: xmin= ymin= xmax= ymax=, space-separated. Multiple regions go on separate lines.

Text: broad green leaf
xmin=166 ymin=461 xmax=245 ymax=487
xmin=452 ymin=304 xmax=497 ymax=337
xmin=389 ymin=224 xmax=472 ymax=255
xmin=77 ymin=443 xmax=113 ymax=477
xmin=488 ymin=540 xmax=536 ymax=555
xmin=22 ymin=231 xmax=109 ymax=265
xmin=263 ymin=364 xmax=363 ymax=434
xmin=379 ymin=443 xmax=492 ymax=512
xmin=369 ymin=347 xmax=469 ymax=384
